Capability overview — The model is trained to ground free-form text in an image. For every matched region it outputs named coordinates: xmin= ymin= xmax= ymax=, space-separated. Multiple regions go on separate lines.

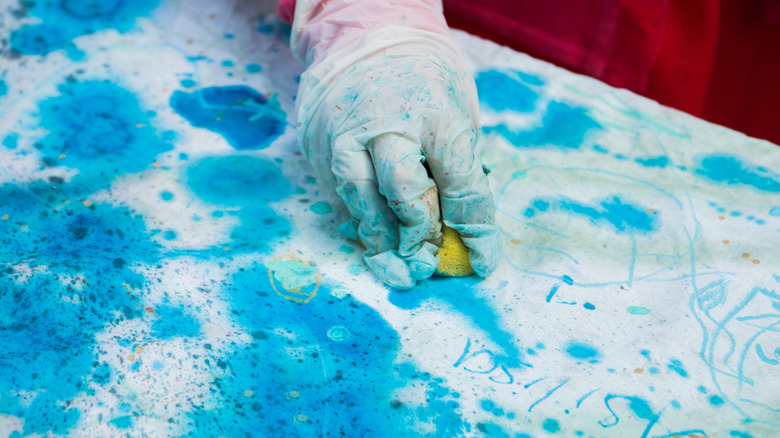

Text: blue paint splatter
xmin=3 ymin=132 xmax=19 ymax=149
xmin=184 ymin=263 xmax=467 ymax=436
xmin=10 ymin=0 xmax=160 ymax=58
xmin=221 ymin=59 xmax=234 ymax=67
xmin=635 ymin=156 xmax=669 ymax=168
xmin=0 ymin=79 xmax=7 ymax=97
xmin=563 ymin=341 xmax=601 ymax=361
xmin=524 ymin=196 xmax=658 ymax=234
xmin=388 ymin=277 xmax=527 ymax=368
xmin=709 ymin=395 xmax=724 ymax=406
xmin=730 ymin=431 xmax=754 ymax=438
xmin=667 ymin=358 xmax=688 ymax=378
xmin=151 ymin=306 xmax=200 ymax=339
xmin=696 ymin=154 xmax=780 ymax=192
xmin=37 ymin=80 xmax=172 ymax=190
xmin=246 ymin=63 xmax=262 ymax=73
xmin=485 ymin=101 xmax=601 ymax=149
xmin=180 ymin=79 xmax=197 ymax=88
xmin=475 ymin=70 xmax=540 ymax=112
xmin=769 ymin=207 xmax=780 ymax=216
xmin=187 ymin=155 xmax=291 ymax=253
xmin=0 ymin=182 xmax=160 ymax=434
xmin=583 ymin=302 xmax=595 ymax=310
xmin=480 ymin=400 xmax=505 ymax=417
xmin=170 ymin=86 xmax=286 ymax=150
xmin=160 ymin=191 xmax=174 ymax=201
xmin=542 ymin=418 xmax=560 ymax=433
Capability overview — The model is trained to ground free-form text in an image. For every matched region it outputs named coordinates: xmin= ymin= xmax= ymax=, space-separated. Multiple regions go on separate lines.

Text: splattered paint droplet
xmin=753 ymin=259 xmax=760 ymax=264
xmin=742 ymin=253 xmax=750 ymax=259
xmin=722 ymin=240 xmax=729 ymax=244
xmin=627 ymin=306 xmax=650 ymax=315
xmin=327 ymin=325 xmax=350 ymax=342
xmin=310 ymin=201 xmax=333 ymax=214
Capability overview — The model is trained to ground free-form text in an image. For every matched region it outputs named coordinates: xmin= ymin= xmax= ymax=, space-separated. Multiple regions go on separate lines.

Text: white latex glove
xmin=290 ymin=0 xmax=501 ymax=289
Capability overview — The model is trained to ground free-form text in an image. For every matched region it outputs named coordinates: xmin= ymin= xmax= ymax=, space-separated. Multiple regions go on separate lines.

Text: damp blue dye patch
xmin=180 ymin=79 xmax=196 ymax=88
xmin=564 ymin=341 xmax=601 ymax=361
xmin=389 ymin=276 xmax=527 ymax=368
xmin=246 ymin=63 xmax=262 ymax=73
xmin=187 ymin=155 xmax=291 ymax=252
xmin=475 ymin=70 xmax=540 ymax=113
xmin=542 ymin=418 xmax=560 ymax=433
xmin=170 ymin=86 xmax=286 ymax=150
xmin=10 ymin=0 xmax=160 ymax=58
xmin=709 ymin=395 xmax=724 ymax=406
xmin=524 ymin=196 xmax=658 ymax=234
xmin=3 ymin=132 xmax=19 ymax=149
xmin=485 ymin=101 xmax=601 ymax=149
xmin=151 ymin=306 xmax=200 ymax=339
xmin=696 ymin=154 xmax=780 ymax=192
xmin=769 ymin=207 xmax=780 ymax=216
xmin=0 ymin=79 xmax=7 ymax=97
xmin=635 ymin=156 xmax=669 ymax=168
xmin=730 ymin=431 xmax=754 ymax=438
xmin=160 ymin=191 xmax=174 ymax=201
xmin=0 ymin=182 xmax=161 ymax=435
xmin=583 ymin=302 xmax=595 ymax=310
xmin=667 ymin=358 xmax=688 ymax=378
xmin=36 ymin=80 xmax=172 ymax=190
xmin=184 ymin=263 xmax=467 ymax=436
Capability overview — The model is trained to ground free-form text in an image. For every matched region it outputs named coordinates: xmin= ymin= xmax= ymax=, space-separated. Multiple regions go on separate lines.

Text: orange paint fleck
xmin=722 ymin=240 xmax=729 ymax=244
xmin=59 ymin=154 xmax=67 ymax=159
xmin=718 ymin=216 xmax=725 ymax=220
xmin=634 ymin=368 xmax=644 ymax=374
xmin=753 ymin=259 xmax=760 ymax=265
xmin=145 ymin=307 xmax=154 ymax=313
xmin=82 ymin=201 xmax=92 ymax=207
xmin=742 ymin=253 xmax=750 ymax=259
xmin=646 ymin=209 xmax=656 ymax=214
xmin=1 ymin=215 xmax=8 ymax=221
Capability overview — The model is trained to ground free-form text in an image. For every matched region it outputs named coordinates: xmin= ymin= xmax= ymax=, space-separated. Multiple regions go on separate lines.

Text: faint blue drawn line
xmin=545 ymin=285 xmax=559 ymax=303
xmin=523 ymin=376 xmax=549 ymax=389
xmin=528 ymin=378 xmax=570 ymax=412
xmin=576 ymin=388 xmax=600 ymax=408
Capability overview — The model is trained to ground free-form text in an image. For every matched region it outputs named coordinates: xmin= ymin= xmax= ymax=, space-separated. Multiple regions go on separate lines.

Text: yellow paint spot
xmin=223 ymin=247 xmax=231 ymax=251
xmin=718 ymin=216 xmax=725 ymax=220
xmin=244 ymin=390 xmax=254 ymax=397
xmin=127 ymin=354 xmax=136 ymax=361
xmin=153 ymin=161 xmax=161 ymax=167
xmin=294 ymin=414 xmax=308 ymax=423
xmin=82 ymin=201 xmax=92 ymax=207
xmin=742 ymin=253 xmax=750 ymax=259
xmin=510 ymin=239 xmax=521 ymax=245
xmin=59 ymin=154 xmax=67 ymax=159
xmin=753 ymin=259 xmax=760 ymax=265
xmin=1 ymin=215 xmax=8 ymax=221
xmin=646 ymin=209 xmax=656 ymax=214
xmin=135 ymin=123 xmax=144 ymax=128
xmin=285 ymin=390 xmax=300 ymax=400
xmin=134 ymin=346 xmax=145 ymax=354
xmin=722 ymin=240 xmax=729 ymax=244
xmin=634 ymin=368 xmax=644 ymax=374
xmin=215 ymin=117 xmax=222 ymax=121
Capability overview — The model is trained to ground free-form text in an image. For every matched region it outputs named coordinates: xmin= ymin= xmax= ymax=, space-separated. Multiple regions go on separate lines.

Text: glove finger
xmin=425 ymin=126 xmax=501 ymax=277
xmin=330 ymin=133 xmax=415 ymax=289
xmin=369 ymin=132 xmax=441 ymax=282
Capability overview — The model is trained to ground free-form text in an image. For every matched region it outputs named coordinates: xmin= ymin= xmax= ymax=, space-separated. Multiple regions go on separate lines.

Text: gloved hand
xmin=289 ymin=0 xmax=501 ymax=289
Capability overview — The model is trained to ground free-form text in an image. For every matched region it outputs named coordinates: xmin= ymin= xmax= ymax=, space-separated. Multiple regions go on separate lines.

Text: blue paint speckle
xmin=37 ymin=80 xmax=173 ymax=190
xmin=246 ymin=63 xmax=262 ymax=73
xmin=151 ymin=306 xmax=200 ymax=339
xmin=475 ymin=70 xmax=540 ymax=112
xmin=635 ymin=156 xmax=669 ymax=168
xmin=524 ymin=196 xmax=658 ymax=234
xmin=180 ymin=79 xmax=197 ymax=88
xmin=10 ymin=0 xmax=160 ymax=58
xmin=769 ymin=207 xmax=780 ymax=216
xmin=160 ymin=191 xmax=174 ymax=201
xmin=221 ymin=59 xmax=234 ymax=67
xmin=564 ymin=341 xmax=601 ymax=361
xmin=0 ymin=79 xmax=7 ymax=97
xmin=583 ymin=302 xmax=595 ymax=310
xmin=667 ymin=358 xmax=688 ymax=378
xmin=542 ymin=418 xmax=560 ymax=433
xmin=3 ymin=132 xmax=19 ymax=149
xmin=170 ymin=86 xmax=286 ymax=150
xmin=696 ymin=154 xmax=780 ymax=192
xmin=486 ymin=101 xmax=601 ymax=149
xmin=709 ymin=395 xmax=724 ymax=406
xmin=163 ymin=230 xmax=177 ymax=240
xmin=730 ymin=431 xmax=754 ymax=438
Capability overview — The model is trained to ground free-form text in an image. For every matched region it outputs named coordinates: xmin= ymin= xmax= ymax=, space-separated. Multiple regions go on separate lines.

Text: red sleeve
xmin=277 ymin=0 xmax=296 ymax=25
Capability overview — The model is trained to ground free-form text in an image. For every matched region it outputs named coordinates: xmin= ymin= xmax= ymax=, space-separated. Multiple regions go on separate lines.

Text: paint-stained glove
xmin=289 ymin=0 xmax=501 ymax=289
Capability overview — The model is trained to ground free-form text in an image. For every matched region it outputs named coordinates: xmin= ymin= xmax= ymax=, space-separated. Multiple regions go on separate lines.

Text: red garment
xmin=278 ymin=0 xmax=780 ymax=144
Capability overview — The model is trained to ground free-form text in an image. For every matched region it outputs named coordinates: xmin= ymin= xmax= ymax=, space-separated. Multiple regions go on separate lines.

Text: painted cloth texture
xmin=0 ymin=0 xmax=779 ymax=436
xmin=288 ymin=0 xmax=501 ymax=289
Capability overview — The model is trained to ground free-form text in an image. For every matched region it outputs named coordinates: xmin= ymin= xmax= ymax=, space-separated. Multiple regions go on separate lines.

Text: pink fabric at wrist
xmin=277 ymin=0 xmax=296 ymax=25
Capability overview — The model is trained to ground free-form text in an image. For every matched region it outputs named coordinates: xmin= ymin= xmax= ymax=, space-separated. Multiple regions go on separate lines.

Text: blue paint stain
xmin=0 ymin=182 xmax=161 ymax=434
xmin=187 ymin=155 xmax=291 ymax=253
xmin=170 ymin=86 xmax=286 ymax=150
xmin=564 ymin=341 xmax=601 ymax=361
xmin=730 ymin=431 xmax=754 ymax=438
xmin=542 ymin=418 xmax=560 ymax=433
xmin=184 ymin=264 xmax=467 ymax=436
xmin=640 ymin=349 xmax=651 ymax=360
xmin=37 ymin=80 xmax=172 ymax=190
xmin=769 ymin=207 xmax=780 ymax=216
xmin=180 ymin=79 xmax=197 ymax=88
xmin=667 ymin=358 xmax=688 ymax=378
xmin=648 ymin=367 xmax=659 ymax=374
xmin=583 ymin=302 xmax=595 ymax=310
xmin=561 ymin=275 xmax=574 ymax=285
xmin=388 ymin=277 xmax=527 ymax=368
xmin=635 ymin=156 xmax=669 ymax=168
xmin=697 ymin=385 xmax=707 ymax=393
xmin=696 ymin=154 xmax=780 ymax=192
xmin=0 ymin=79 xmax=7 ymax=97
xmin=524 ymin=196 xmax=658 ymax=234
xmin=160 ymin=191 xmax=174 ymax=201
xmin=709 ymin=395 xmax=724 ymax=406
xmin=3 ymin=132 xmax=19 ymax=149
xmin=221 ymin=59 xmax=234 ymax=67
xmin=151 ymin=306 xmax=200 ymax=339
xmin=163 ymin=230 xmax=177 ymax=240
xmin=485 ymin=101 xmax=601 ymax=149
xmin=593 ymin=144 xmax=609 ymax=154
xmin=475 ymin=70 xmax=540 ymax=113
xmin=246 ymin=63 xmax=262 ymax=73
xmin=480 ymin=400 xmax=505 ymax=417
xmin=10 ymin=0 xmax=159 ymax=58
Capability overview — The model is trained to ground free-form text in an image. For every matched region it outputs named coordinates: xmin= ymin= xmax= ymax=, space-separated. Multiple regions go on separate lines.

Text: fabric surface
xmin=1 ymin=0 xmax=779 ymax=436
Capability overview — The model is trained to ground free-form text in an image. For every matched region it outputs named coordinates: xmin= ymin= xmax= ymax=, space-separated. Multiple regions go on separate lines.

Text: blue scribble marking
xmin=37 ymin=80 xmax=172 ymax=189
xmin=545 ymin=285 xmax=559 ymax=302
xmin=667 ymin=358 xmax=689 ymax=378
xmin=696 ymin=154 xmax=780 ymax=192
xmin=170 ymin=86 xmax=286 ymax=150
xmin=755 ymin=344 xmax=780 ymax=365
xmin=564 ymin=341 xmax=601 ymax=361
xmin=528 ymin=378 xmax=570 ymax=412
xmin=635 ymin=156 xmax=669 ymax=168
xmin=599 ymin=395 xmax=659 ymax=437
xmin=187 ymin=155 xmax=291 ymax=252
xmin=485 ymin=101 xmax=601 ymax=149
xmin=475 ymin=70 xmax=541 ymax=112
xmin=524 ymin=196 xmax=658 ymax=234
xmin=10 ymin=0 xmax=160 ymax=59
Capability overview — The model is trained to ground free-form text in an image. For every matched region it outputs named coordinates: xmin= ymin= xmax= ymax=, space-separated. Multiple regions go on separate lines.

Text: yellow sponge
xmin=435 ymin=225 xmax=475 ymax=277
